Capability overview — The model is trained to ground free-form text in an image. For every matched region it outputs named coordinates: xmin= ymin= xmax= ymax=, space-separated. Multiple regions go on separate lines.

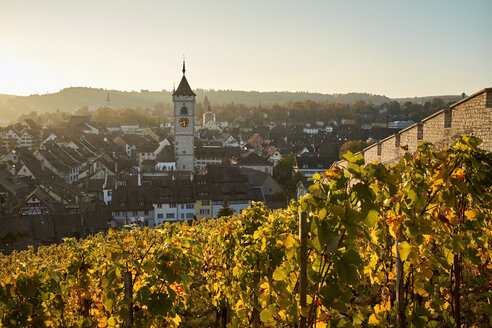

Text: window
xmin=157 ymin=204 xmax=162 ymax=209
xmin=199 ymin=209 xmax=210 ymax=215
xmin=395 ymin=134 xmax=401 ymax=148
xmin=186 ymin=204 xmax=194 ymax=209
xmin=181 ymin=213 xmax=184 ymax=219
xmin=170 ymin=203 xmax=176 ymax=208
xmin=166 ymin=213 xmax=175 ymax=219
xmin=181 ymin=106 xmax=188 ymax=115
xmin=186 ymin=213 xmax=194 ymax=218
xmin=144 ymin=210 xmax=149 ymax=215
xmin=157 ymin=213 xmax=163 ymax=218
xmin=133 ymin=211 xmax=138 ymax=216
xmin=202 ymin=200 xmax=210 ymax=206
xmin=377 ymin=143 xmax=382 ymax=156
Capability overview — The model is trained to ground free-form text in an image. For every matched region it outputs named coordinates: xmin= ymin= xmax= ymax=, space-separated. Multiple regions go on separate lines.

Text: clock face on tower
xmin=179 ymin=116 xmax=190 ymax=128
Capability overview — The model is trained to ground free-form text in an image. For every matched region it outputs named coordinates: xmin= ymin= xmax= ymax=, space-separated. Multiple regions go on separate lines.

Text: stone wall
xmin=336 ymin=88 xmax=492 ymax=167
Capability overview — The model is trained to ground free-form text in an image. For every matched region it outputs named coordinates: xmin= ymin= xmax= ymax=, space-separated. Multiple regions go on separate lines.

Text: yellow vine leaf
xmin=368 ymin=314 xmax=379 ymax=324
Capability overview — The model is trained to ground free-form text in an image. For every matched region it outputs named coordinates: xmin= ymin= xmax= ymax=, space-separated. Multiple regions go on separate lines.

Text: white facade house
xmin=154 ymin=203 xmax=178 ymax=225
xmin=223 ymin=135 xmax=240 ymax=148
xmin=303 ymin=127 xmax=319 ymax=134
xmin=154 ymin=201 xmax=196 ymax=225
xmin=203 ymin=120 xmax=222 ymax=131
xmin=388 ymin=121 xmax=415 ymax=130
xmin=155 ymin=161 xmax=176 ymax=172
xmin=81 ymin=123 xmax=99 ymax=135
xmin=121 ymin=125 xmax=142 ymax=134
xmin=211 ymin=200 xmax=251 ymax=217
xmin=42 ymin=133 xmax=57 ymax=144
xmin=268 ymin=150 xmax=281 ymax=165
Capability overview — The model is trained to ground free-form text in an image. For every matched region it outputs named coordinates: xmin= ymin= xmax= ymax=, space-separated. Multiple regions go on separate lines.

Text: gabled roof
xmin=173 ymin=75 xmax=196 ymax=97
xmin=239 ymin=167 xmax=270 ymax=186
xmin=111 ymin=185 xmax=154 ymax=211
xmin=117 ymin=134 xmax=159 ymax=152
xmin=236 ymin=151 xmax=273 ymax=167
xmin=155 ymin=145 xmax=175 ymax=162
xmin=296 ymin=155 xmax=337 ymax=170
xmin=195 ymin=165 xmax=255 ymax=201
xmin=20 ymin=187 xmax=65 ymax=215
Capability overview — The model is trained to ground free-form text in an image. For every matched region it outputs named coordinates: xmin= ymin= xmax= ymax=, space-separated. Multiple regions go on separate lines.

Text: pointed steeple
xmin=106 ymin=91 xmax=111 ymax=107
xmin=173 ymin=60 xmax=195 ymax=97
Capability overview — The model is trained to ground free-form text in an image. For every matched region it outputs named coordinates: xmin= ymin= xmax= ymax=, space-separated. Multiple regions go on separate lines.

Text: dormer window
xmin=181 ymin=106 xmax=188 ymax=115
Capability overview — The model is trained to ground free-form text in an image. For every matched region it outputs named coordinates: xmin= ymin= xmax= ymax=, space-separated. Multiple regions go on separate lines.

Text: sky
xmin=0 ymin=0 xmax=491 ymax=98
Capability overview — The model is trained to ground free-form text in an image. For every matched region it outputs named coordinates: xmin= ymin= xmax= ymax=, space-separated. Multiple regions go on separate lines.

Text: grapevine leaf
xmin=363 ymin=209 xmax=379 ymax=227
xmin=260 ymin=305 xmax=275 ymax=323
xmin=398 ymin=241 xmax=412 ymax=262
xmin=272 ymin=266 xmax=288 ymax=281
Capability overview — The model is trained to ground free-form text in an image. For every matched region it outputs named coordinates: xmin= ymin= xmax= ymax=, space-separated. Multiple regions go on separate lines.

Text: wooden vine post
xmin=299 ymin=211 xmax=308 ymax=328
xmin=124 ymin=270 xmax=134 ymax=326
xmin=395 ymin=239 xmax=406 ymax=328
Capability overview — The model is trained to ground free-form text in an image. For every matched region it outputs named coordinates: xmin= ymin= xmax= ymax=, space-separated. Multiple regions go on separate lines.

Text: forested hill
xmin=0 ymin=87 xmax=460 ymax=123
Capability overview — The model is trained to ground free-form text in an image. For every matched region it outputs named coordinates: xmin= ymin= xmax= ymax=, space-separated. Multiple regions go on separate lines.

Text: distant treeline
xmin=0 ymin=87 xmax=461 ymax=124
xmin=15 ymin=95 xmax=455 ymax=129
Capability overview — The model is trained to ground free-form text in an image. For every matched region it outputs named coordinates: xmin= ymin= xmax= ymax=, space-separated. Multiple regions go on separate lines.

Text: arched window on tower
xmin=181 ymin=106 xmax=188 ymax=115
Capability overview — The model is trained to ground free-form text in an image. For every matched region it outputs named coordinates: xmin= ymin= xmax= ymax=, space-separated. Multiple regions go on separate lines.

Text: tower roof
xmin=173 ymin=75 xmax=196 ymax=97
xmin=173 ymin=60 xmax=196 ymax=97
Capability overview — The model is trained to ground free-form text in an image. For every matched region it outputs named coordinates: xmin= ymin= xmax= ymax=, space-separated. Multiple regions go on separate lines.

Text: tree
xmin=290 ymin=171 xmax=306 ymax=193
xmin=203 ymin=95 xmax=210 ymax=110
xmin=74 ymin=106 xmax=89 ymax=116
xmin=92 ymin=107 xmax=117 ymax=124
xmin=153 ymin=102 xmax=165 ymax=117
xmin=431 ymin=97 xmax=445 ymax=110
xmin=387 ymin=101 xmax=401 ymax=115
xmin=217 ymin=200 xmax=235 ymax=217
xmin=274 ymin=154 xmax=296 ymax=188
xmin=117 ymin=108 xmax=148 ymax=125
xmin=339 ymin=140 xmax=368 ymax=159
xmin=270 ymin=191 xmax=289 ymax=203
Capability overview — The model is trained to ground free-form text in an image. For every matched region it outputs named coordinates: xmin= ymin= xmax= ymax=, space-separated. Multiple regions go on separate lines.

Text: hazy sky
xmin=1 ymin=0 xmax=491 ymax=98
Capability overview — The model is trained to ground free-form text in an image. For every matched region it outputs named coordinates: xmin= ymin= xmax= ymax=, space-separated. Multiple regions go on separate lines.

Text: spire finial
xmin=173 ymin=83 xmax=175 ymax=93
xmin=182 ymin=55 xmax=186 ymax=75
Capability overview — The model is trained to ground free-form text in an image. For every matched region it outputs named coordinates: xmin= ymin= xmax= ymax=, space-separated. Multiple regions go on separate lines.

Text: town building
xmin=173 ymin=61 xmax=196 ymax=172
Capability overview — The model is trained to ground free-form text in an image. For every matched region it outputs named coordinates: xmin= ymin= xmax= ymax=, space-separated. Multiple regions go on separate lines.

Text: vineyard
xmin=0 ymin=135 xmax=491 ymax=327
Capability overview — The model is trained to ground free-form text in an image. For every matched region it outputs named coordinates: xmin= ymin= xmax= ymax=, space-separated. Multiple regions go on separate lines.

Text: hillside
xmin=0 ymin=87 xmax=460 ymax=123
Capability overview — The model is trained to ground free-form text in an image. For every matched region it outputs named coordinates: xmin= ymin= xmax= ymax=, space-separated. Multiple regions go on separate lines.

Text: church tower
xmin=173 ymin=60 xmax=195 ymax=172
